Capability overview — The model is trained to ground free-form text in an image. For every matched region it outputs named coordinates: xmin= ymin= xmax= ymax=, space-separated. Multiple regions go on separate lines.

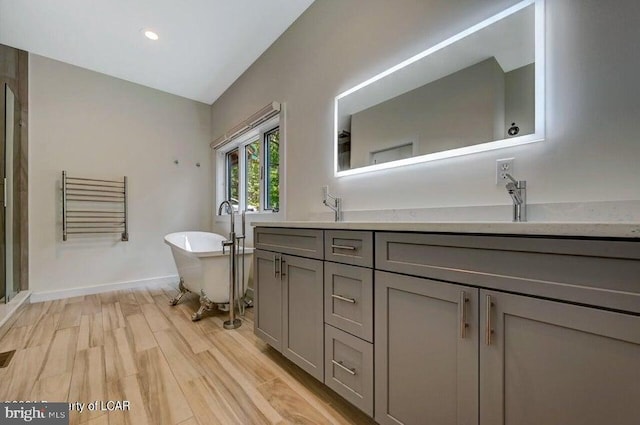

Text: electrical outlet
xmin=496 ymin=158 xmax=514 ymax=184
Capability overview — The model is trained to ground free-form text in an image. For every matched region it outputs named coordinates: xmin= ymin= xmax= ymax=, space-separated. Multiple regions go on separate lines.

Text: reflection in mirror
xmin=335 ymin=0 xmax=544 ymax=176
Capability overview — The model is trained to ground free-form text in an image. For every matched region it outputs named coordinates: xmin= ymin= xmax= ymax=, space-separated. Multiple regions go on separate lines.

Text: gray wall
xmin=211 ymin=0 xmax=640 ymax=221
xmin=350 ymin=58 xmax=506 ymax=169
xmin=30 ymin=55 xmax=212 ymax=295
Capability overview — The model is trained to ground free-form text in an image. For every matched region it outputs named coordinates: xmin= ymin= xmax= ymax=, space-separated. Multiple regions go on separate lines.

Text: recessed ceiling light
xmin=144 ymin=30 xmax=159 ymax=41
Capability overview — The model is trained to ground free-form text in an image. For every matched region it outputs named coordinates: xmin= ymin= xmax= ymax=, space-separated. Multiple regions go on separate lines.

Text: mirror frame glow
xmin=334 ymin=0 xmax=545 ymax=177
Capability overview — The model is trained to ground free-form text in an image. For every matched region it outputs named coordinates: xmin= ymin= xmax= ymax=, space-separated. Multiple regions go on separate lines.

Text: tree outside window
xmin=266 ymin=128 xmax=279 ymax=211
xmin=224 ymin=126 xmax=280 ymax=213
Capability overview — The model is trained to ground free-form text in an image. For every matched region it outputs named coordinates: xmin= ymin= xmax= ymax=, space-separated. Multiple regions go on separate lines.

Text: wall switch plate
xmin=496 ymin=158 xmax=514 ymax=184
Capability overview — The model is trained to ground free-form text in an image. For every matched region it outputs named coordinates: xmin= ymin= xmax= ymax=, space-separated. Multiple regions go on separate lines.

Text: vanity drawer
xmin=376 ymin=232 xmax=640 ymax=314
xmin=324 ymin=262 xmax=373 ymax=342
xmin=255 ymin=227 xmax=324 ymax=260
xmin=324 ymin=230 xmax=373 ymax=267
xmin=324 ymin=324 xmax=374 ymax=416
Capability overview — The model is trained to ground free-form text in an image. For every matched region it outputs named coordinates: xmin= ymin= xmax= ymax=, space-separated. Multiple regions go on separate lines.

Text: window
xmin=265 ymin=127 xmax=280 ymax=211
xmin=218 ymin=118 xmax=281 ymax=214
xmin=226 ymin=149 xmax=239 ymax=205
xmin=245 ymin=140 xmax=261 ymax=211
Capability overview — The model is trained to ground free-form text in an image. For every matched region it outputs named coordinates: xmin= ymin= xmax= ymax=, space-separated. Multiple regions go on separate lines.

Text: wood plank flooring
xmin=0 ymin=287 xmax=375 ymax=425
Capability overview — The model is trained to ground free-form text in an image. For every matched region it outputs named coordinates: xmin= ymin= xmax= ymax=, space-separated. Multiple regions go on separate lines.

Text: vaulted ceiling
xmin=0 ymin=0 xmax=314 ymax=103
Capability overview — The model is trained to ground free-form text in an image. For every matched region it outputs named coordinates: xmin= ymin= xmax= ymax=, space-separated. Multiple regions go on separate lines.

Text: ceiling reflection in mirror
xmin=335 ymin=0 xmax=543 ymax=176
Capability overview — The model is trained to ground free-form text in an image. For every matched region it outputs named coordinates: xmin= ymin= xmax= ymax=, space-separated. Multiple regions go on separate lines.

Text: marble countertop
xmin=251 ymin=221 xmax=640 ymax=238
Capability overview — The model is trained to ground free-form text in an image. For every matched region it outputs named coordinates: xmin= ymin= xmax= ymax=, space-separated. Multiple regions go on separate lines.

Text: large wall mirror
xmin=335 ymin=0 xmax=544 ymax=176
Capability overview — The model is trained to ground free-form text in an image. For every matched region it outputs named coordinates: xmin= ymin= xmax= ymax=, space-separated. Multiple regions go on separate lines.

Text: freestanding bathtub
xmin=164 ymin=231 xmax=253 ymax=320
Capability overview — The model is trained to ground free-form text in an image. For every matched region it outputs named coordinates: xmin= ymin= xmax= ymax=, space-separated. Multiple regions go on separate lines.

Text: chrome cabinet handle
xmin=332 ymin=359 xmax=356 ymax=376
xmin=331 ymin=294 xmax=356 ymax=304
xmin=280 ymin=258 xmax=286 ymax=277
xmin=331 ymin=244 xmax=356 ymax=251
xmin=273 ymin=254 xmax=280 ymax=278
xmin=459 ymin=291 xmax=469 ymax=338
xmin=485 ymin=294 xmax=494 ymax=345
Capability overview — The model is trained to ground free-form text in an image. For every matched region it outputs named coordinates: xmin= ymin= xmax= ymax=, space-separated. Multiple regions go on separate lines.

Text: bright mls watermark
xmin=0 ymin=403 xmax=67 ymax=424
xmin=1 ymin=401 xmax=130 ymax=424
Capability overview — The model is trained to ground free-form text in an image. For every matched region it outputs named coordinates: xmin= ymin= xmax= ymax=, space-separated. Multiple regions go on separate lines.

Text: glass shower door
xmin=2 ymin=83 xmax=16 ymax=303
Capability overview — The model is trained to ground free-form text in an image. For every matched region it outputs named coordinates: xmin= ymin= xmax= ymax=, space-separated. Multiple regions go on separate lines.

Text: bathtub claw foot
xmin=191 ymin=291 xmax=215 ymax=322
xmin=169 ymin=278 xmax=189 ymax=306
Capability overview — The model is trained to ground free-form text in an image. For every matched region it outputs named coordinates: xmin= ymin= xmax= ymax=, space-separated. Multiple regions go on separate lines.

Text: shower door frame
xmin=2 ymin=83 xmax=17 ymax=302
xmin=0 ymin=45 xmax=29 ymax=301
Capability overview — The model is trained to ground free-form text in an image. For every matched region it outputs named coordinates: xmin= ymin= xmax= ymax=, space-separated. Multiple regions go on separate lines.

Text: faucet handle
xmin=504 ymin=173 xmax=518 ymax=185
xmin=221 ymin=239 xmax=233 ymax=254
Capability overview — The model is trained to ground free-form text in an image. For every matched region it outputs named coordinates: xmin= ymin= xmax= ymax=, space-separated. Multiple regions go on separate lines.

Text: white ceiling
xmin=0 ymin=0 xmax=314 ymax=104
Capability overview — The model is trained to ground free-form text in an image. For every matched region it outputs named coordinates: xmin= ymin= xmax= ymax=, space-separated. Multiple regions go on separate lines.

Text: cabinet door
xmin=282 ymin=254 xmax=324 ymax=381
xmin=480 ymin=290 xmax=640 ymax=425
xmin=375 ymin=271 xmax=479 ymax=425
xmin=254 ymin=249 xmax=282 ymax=351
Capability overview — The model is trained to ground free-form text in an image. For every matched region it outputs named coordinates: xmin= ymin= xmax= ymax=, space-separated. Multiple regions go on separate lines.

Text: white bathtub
xmin=164 ymin=231 xmax=253 ymax=312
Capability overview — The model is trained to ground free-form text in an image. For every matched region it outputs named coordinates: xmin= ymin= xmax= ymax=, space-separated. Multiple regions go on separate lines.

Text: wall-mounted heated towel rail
xmin=62 ymin=171 xmax=129 ymax=241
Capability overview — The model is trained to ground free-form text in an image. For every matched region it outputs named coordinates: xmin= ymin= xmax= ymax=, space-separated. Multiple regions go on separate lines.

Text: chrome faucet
xmin=218 ymin=200 xmax=241 ymax=329
xmin=504 ymin=173 xmax=526 ymax=222
xmin=322 ymin=186 xmax=342 ymax=222
xmin=218 ymin=200 xmax=235 ymax=234
xmin=236 ymin=210 xmax=248 ymax=315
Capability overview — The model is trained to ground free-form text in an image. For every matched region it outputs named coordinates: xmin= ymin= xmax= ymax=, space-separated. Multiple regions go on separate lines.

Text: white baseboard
xmin=0 ymin=290 xmax=31 ymax=334
xmin=30 ymin=275 xmax=180 ymax=303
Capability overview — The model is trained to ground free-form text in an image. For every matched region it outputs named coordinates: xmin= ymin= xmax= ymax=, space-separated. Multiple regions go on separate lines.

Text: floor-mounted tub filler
xmin=164 ymin=230 xmax=253 ymax=322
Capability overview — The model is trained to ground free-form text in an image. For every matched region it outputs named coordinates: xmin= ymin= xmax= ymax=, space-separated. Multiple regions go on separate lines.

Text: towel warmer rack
xmin=62 ymin=171 xmax=129 ymax=241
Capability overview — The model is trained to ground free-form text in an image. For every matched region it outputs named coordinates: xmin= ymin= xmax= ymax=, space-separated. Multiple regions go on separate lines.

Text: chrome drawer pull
xmin=331 ymin=294 xmax=356 ymax=304
xmin=332 ymin=359 xmax=356 ymax=376
xmin=331 ymin=244 xmax=356 ymax=251
xmin=485 ymin=294 xmax=494 ymax=345
xmin=459 ymin=291 xmax=469 ymax=339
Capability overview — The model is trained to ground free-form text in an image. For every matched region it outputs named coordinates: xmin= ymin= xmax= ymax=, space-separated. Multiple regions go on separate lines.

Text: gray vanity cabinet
xmin=480 ymin=289 xmax=640 ymax=425
xmin=281 ymin=254 xmax=325 ymax=381
xmin=254 ymin=249 xmax=283 ymax=351
xmin=254 ymin=227 xmax=325 ymax=381
xmin=254 ymin=225 xmax=640 ymax=424
xmin=374 ymin=271 xmax=479 ymax=425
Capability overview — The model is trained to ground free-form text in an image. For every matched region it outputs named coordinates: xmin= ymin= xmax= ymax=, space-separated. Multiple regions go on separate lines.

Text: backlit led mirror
xmin=335 ymin=0 xmax=544 ymax=176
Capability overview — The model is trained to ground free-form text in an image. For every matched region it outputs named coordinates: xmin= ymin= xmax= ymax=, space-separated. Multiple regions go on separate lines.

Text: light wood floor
xmin=0 ymin=286 xmax=375 ymax=425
